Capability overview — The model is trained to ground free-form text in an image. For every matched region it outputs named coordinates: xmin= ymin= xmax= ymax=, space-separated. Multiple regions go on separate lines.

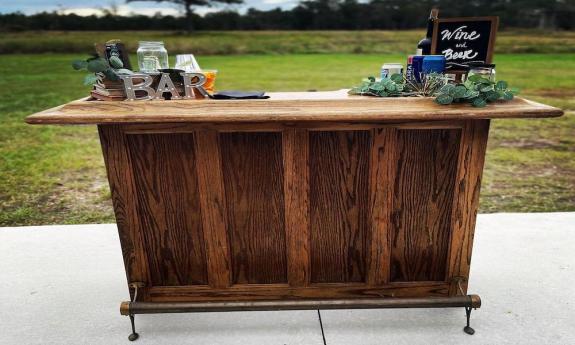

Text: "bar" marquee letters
xmin=120 ymin=72 xmax=209 ymax=101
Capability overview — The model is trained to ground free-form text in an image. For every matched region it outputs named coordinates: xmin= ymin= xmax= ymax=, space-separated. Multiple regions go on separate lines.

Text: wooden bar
xmin=27 ymin=91 xmax=562 ymax=336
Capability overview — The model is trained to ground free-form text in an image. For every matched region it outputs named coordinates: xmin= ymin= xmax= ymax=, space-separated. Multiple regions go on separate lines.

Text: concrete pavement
xmin=1 ymin=213 xmax=574 ymax=345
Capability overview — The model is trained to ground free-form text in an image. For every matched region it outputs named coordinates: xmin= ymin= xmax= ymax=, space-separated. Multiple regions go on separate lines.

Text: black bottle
xmin=417 ymin=9 xmax=439 ymax=55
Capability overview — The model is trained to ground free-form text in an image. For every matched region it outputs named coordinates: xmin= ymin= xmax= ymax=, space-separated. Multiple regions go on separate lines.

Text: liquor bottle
xmin=416 ymin=9 xmax=438 ymax=55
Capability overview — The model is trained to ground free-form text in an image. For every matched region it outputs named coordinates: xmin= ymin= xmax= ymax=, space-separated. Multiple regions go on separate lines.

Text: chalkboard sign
xmin=431 ymin=17 xmax=499 ymax=65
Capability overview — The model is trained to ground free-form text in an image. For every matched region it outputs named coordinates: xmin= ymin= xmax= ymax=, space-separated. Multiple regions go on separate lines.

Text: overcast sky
xmin=0 ymin=0 xmax=299 ymax=16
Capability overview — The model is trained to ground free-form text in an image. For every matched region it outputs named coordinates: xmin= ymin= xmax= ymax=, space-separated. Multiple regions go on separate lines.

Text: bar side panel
xmin=447 ymin=120 xmax=490 ymax=295
xmin=126 ymin=133 xmax=208 ymax=286
xmin=309 ymin=131 xmax=370 ymax=283
xmin=220 ymin=132 xmax=288 ymax=284
xmin=98 ymin=125 xmax=151 ymax=293
xmin=390 ymin=129 xmax=461 ymax=282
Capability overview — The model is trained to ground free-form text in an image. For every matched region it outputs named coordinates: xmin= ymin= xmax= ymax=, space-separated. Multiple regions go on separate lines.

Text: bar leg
xmin=128 ymin=314 xmax=139 ymax=341
xmin=463 ymin=306 xmax=475 ymax=335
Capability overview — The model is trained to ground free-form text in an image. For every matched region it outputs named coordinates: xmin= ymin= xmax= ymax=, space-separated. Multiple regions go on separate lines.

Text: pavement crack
xmin=317 ymin=309 xmax=327 ymax=345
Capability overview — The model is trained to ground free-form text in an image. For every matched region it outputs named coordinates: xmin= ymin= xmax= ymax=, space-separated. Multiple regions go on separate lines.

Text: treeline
xmin=1 ymin=0 xmax=574 ymax=31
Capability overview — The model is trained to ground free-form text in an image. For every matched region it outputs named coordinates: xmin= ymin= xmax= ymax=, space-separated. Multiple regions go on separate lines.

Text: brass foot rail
xmin=120 ymin=295 xmax=481 ymax=341
xmin=121 ymin=295 xmax=481 ymax=314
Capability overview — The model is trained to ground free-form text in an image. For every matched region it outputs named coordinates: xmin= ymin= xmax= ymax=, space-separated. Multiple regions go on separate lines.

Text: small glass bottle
xmin=137 ymin=41 xmax=168 ymax=73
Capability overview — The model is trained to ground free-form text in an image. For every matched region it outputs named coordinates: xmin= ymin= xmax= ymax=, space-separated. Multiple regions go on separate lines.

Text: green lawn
xmin=0 ymin=53 xmax=574 ymax=226
xmin=2 ymin=30 xmax=575 ymax=55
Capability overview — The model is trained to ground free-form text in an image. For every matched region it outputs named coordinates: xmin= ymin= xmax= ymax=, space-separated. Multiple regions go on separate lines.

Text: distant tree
xmin=126 ymin=0 xmax=243 ymax=31
xmin=99 ymin=1 xmax=121 ymax=16
xmin=1 ymin=0 xmax=574 ymax=32
xmin=524 ymin=0 xmax=575 ymax=30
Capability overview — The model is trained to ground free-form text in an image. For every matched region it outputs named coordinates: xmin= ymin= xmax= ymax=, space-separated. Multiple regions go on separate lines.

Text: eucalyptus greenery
xmin=72 ymin=54 xmax=133 ymax=85
xmin=348 ymin=74 xmax=406 ymax=97
xmin=349 ymin=72 xmax=518 ymax=108
xmin=435 ymin=74 xmax=519 ymax=107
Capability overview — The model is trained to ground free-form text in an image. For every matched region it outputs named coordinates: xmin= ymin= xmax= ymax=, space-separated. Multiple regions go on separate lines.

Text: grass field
xmin=0 ymin=33 xmax=574 ymax=225
xmin=2 ymin=30 xmax=575 ymax=55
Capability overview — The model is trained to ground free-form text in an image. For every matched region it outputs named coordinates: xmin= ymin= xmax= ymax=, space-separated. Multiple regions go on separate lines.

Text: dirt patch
xmin=488 ymin=163 xmax=573 ymax=187
xmin=497 ymin=138 xmax=559 ymax=149
xmin=42 ymin=168 xmax=113 ymax=221
xmin=532 ymin=89 xmax=575 ymax=98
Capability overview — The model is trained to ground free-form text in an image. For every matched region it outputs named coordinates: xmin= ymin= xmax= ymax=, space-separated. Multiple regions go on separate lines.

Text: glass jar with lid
xmin=137 ymin=41 xmax=169 ymax=73
xmin=467 ymin=62 xmax=496 ymax=82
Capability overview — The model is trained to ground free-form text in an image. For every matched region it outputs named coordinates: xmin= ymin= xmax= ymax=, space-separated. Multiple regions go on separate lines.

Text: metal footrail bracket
xmin=454 ymin=276 xmax=479 ymax=335
xmin=126 ymin=282 xmax=145 ymax=341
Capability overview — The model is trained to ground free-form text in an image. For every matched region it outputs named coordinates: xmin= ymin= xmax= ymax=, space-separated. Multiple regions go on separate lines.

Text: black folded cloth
xmin=211 ymin=90 xmax=269 ymax=99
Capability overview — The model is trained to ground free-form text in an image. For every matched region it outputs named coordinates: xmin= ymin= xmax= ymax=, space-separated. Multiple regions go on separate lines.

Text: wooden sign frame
xmin=431 ymin=16 xmax=499 ymax=64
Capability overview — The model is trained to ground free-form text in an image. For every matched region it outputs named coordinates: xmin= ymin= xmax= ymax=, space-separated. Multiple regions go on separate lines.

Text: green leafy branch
xmin=435 ymin=74 xmax=519 ymax=107
xmin=349 ymin=72 xmax=519 ymax=108
xmin=72 ymin=54 xmax=133 ymax=85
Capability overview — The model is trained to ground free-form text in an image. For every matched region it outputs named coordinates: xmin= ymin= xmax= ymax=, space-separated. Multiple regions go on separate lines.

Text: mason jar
xmin=137 ymin=41 xmax=169 ymax=73
xmin=467 ymin=63 xmax=496 ymax=82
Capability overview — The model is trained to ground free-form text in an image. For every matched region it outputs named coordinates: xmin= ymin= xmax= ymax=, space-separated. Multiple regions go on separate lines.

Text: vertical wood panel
xmin=126 ymin=134 xmax=208 ymax=286
xmin=220 ymin=132 xmax=288 ymax=284
xmin=447 ymin=120 xmax=490 ymax=295
xmin=390 ymin=129 xmax=461 ymax=282
xmin=283 ymin=129 xmax=311 ymax=287
xmin=100 ymin=120 xmax=490 ymax=302
xmin=194 ymin=131 xmax=232 ymax=288
xmin=309 ymin=131 xmax=370 ymax=283
xmin=366 ymin=128 xmax=397 ymax=286
xmin=98 ymin=125 xmax=151 ymax=298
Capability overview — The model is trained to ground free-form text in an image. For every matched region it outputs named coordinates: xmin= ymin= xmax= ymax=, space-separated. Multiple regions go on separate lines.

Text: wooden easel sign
xmin=431 ymin=16 xmax=499 ymax=64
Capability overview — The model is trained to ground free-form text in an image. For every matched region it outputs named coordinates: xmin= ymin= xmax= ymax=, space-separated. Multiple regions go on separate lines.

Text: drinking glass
xmin=175 ymin=54 xmax=201 ymax=72
xmin=201 ymin=69 xmax=218 ymax=94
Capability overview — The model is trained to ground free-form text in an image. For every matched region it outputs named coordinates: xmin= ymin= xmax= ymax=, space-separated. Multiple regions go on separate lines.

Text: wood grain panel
xmin=447 ymin=120 xmax=490 ymax=295
xmin=390 ymin=129 xmax=461 ymax=282
xmin=366 ymin=128 xmax=397 ymax=286
xmin=309 ymin=131 xmax=370 ymax=283
xmin=27 ymin=95 xmax=563 ymax=125
xmin=98 ymin=125 xmax=151 ymax=298
xmin=119 ymin=121 xmax=467 ymax=134
xmin=283 ymin=129 xmax=311 ymax=287
xmin=126 ymin=134 xmax=208 ymax=286
xmin=220 ymin=132 xmax=288 ymax=284
xmin=148 ymin=281 xmax=450 ymax=302
xmin=193 ymin=131 xmax=232 ymax=288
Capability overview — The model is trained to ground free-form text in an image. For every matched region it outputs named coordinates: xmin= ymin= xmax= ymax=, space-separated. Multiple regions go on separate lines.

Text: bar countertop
xmin=26 ymin=90 xmax=563 ymax=125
